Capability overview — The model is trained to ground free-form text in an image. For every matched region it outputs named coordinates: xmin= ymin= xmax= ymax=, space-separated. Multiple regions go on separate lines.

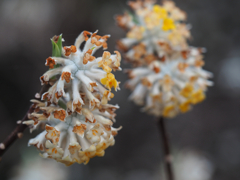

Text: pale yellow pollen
xmin=83 ymin=49 xmax=96 ymax=64
xmin=127 ymin=26 xmax=145 ymax=40
xmin=179 ymin=99 xmax=192 ymax=113
xmin=190 ymin=89 xmax=205 ymax=104
xmin=180 ymin=84 xmax=194 ymax=98
xmin=73 ymin=124 xmax=87 ymax=136
xmin=163 ymin=105 xmax=175 ymax=117
xmin=162 ymin=75 xmax=174 ymax=91
xmin=45 ymin=125 xmax=60 ymax=145
xmin=178 ymin=62 xmax=189 ymax=72
xmin=141 ymin=77 xmax=152 ymax=87
xmin=92 ymin=130 xmax=98 ymax=136
xmin=101 ymin=90 xmax=113 ymax=105
xmin=98 ymin=51 xmax=112 ymax=73
xmin=195 ymin=59 xmax=205 ymax=67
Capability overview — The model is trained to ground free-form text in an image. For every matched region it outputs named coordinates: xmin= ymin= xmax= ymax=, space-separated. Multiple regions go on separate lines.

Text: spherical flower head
xmin=116 ymin=0 xmax=213 ymax=118
xmin=25 ymin=31 xmax=122 ymax=165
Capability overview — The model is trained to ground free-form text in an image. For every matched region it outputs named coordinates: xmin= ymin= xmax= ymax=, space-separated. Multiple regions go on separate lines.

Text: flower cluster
xmin=116 ymin=0 xmax=213 ymax=118
xmin=24 ymin=30 xmax=122 ymax=165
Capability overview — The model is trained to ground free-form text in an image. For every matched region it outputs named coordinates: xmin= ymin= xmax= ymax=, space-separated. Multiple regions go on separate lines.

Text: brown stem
xmin=0 ymin=84 xmax=51 ymax=159
xmin=158 ymin=116 xmax=174 ymax=180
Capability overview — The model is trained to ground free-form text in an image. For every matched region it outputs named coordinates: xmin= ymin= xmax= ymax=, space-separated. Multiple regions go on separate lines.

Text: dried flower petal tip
xmin=27 ymin=100 xmax=121 ymax=165
xmin=118 ymin=1 xmax=213 ymax=118
xmin=63 ymin=45 xmax=77 ymax=56
xmin=98 ymin=51 xmax=122 ymax=73
xmin=40 ymin=30 xmax=121 ymax=107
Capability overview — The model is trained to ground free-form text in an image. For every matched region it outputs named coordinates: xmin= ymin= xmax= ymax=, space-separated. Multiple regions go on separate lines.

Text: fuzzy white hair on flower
xmin=116 ymin=0 xmax=213 ymax=118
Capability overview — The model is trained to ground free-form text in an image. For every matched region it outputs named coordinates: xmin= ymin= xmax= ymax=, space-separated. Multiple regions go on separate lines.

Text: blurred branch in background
xmin=158 ymin=116 xmax=174 ymax=180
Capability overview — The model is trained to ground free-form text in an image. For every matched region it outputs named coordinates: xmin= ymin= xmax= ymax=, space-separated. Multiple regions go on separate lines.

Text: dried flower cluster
xmin=24 ymin=30 xmax=122 ymax=165
xmin=116 ymin=0 xmax=213 ymax=118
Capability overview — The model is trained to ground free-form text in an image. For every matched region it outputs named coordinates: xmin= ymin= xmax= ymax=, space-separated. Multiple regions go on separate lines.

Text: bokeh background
xmin=0 ymin=0 xmax=240 ymax=179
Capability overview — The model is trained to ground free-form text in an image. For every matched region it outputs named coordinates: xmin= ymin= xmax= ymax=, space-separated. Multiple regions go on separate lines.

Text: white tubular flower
xmin=26 ymin=31 xmax=122 ymax=165
xmin=41 ymin=30 xmax=121 ymax=111
xmin=117 ymin=0 xmax=213 ymax=118
xmin=26 ymin=100 xmax=121 ymax=166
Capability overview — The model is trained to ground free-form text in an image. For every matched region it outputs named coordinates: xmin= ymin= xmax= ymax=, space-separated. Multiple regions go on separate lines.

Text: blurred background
xmin=0 ymin=0 xmax=240 ymax=179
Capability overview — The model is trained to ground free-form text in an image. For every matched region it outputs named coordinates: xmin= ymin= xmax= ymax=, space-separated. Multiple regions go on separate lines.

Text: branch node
xmin=158 ymin=116 xmax=174 ymax=180
xmin=27 ymin=113 xmax=31 ymax=119
xmin=0 ymin=84 xmax=50 ymax=158
xmin=0 ymin=143 xmax=5 ymax=150
xmin=17 ymin=133 xmax=23 ymax=139
xmin=165 ymin=154 xmax=173 ymax=163
xmin=35 ymin=93 xmax=40 ymax=99
xmin=17 ymin=120 xmax=22 ymax=124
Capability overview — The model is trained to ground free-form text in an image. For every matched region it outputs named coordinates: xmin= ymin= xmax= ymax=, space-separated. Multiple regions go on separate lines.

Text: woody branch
xmin=0 ymin=84 xmax=50 ymax=159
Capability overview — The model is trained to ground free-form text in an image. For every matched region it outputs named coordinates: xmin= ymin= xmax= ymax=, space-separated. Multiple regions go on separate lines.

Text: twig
xmin=157 ymin=116 xmax=174 ymax=180
xmin=0 ymin=84 xmax=50 ymax=159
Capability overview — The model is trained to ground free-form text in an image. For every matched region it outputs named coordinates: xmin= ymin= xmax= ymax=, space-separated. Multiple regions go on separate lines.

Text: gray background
xmin=0 ymin=0 xmax=240 ymax=179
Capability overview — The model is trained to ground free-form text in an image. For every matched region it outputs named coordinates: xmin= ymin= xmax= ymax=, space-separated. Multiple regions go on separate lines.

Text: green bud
xmin=126 ymin=10 xmax=139 ymax=25
xmin=51 ymin=34 xmax=63 ymax=57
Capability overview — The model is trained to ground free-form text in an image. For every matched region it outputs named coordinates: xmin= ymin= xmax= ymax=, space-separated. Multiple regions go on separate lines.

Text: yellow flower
xmin=163 ymin=105 xmax=176 ymax=118
xmin=180 ymin=84 xmax=194 ymax=98
xmin=153 ymin=5 xmax=167 ymax=19
xmin=98 ymin=51 xmax=112 ymax=73
xmin=101 ymin=73 xmax=118 ymax=90
xmin=179 ymin=99 xmax=192 ymax=113
xmin=101 ymin=90 xmax=114 ymax=104
xmin=162 ymin=18 xmax=176 ymax=31
xmin=168 ymin=30 xmax=183 ymax=46
xmin=190 ymin=90 xmax=205 ymax=104
xmin=127 ymin=26 xmax=145 ymax=40
xmin=144 ymin=14 xmax=159 ymax=29
xmin=145 ymin=5 xmax=168 ymax=29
